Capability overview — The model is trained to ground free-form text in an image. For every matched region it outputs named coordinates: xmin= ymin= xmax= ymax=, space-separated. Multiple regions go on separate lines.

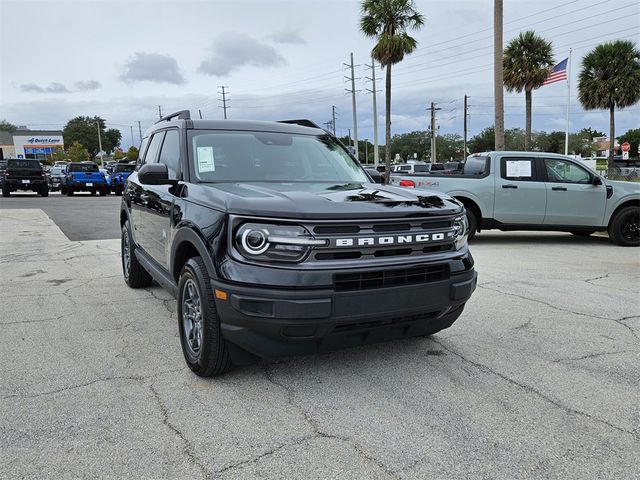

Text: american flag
xmin=542 ymin=58 xmax=568 ymax=86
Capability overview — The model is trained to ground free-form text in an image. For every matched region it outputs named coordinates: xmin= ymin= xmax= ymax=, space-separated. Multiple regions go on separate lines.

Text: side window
xmin=501 ymin=157 xmax=537 ymax=182
xmin=136 ymin=137 xmax=149 ymax=168
xmin=544 ymin=158 xmax=590 ymax=184
xmin=143 ymin=132 xmax=165 ymax=165
xmin=158 ymin=129 xmax=180 ymax=179
xmin=464 ymin=156 xmax=489 ymax=175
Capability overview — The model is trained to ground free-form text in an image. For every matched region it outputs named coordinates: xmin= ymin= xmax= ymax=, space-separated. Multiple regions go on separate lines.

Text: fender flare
xmin=170 ymin=227 xmax=218 ymax=281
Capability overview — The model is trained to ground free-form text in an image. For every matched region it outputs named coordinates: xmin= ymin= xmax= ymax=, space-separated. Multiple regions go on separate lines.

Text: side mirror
xmin=138 ymin=163 xmax=177 ymax=185
xmin=592 ymin=176 xmax=603 ymax=186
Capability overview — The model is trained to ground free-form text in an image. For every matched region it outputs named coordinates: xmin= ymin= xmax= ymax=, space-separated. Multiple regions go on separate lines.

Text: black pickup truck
xmin=120 ymin=111 xmax=477 ymax=376
xmin=1 ymin=159 xmax=49 ymax=197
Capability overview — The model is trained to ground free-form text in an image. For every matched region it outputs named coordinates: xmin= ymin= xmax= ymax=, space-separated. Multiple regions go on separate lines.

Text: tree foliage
xmin=63 ymin=116 xmax=121 ymax=158
xmin=67 ymin=141 xmax=90 ymax=162
xmin=0 ymin=120 xmax=17 ymax=133
xmin=360 ymin=0 xmax=423 ymax=181
xmin=618 ymin=128 xmax=640 ymax=159
xmin=578 ymin=40 xmax=640 ymax=165
xmin=49 ymin=147 xmax=67 ymax=163
xmin=126 ymin=146 xmax=140 ymax=161
xmin=503 ymin=31 xmax=554 ymax=150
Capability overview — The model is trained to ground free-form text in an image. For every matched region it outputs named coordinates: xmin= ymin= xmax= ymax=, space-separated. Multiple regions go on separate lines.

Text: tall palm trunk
xmin=384 ymin=63 xmax=392 ymax=184
xmin=609 ymin=103 xmax=615 ymax=169
xmin=494 ymin=0 xmax=505 ymax=150
xmin=525 ymin=89 xmax=532 ymax=151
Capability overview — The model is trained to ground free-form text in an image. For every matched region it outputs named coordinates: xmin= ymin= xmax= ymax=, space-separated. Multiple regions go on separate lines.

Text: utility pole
xmin=129 ymin=126 xmax=134 ymax=146
xmin=157 ymin=105 xmax=162 ymax=119
xmin=429 ymin=102 xmax=441 ymax=162
xmin=344 ymin=53 xmax=359 ymax=160
xmin=198 ymin=109 xmax=203 ymax=119
xmin=365 ymin=56 xmax=380 ymax=167
xmin=137 ymin=121 xmax=142 ymax=142
xmin=96 ymin=120 xmax=103 ymax=166
xmin=218 ymin=86 xmax=229 ymax=119
xmin=494 ymin=0 xmax=505 ymax=150
xmin=463 ymin=94 xmax=468 ymax=159
xmin=332 ymin=105 xmax=337 ymax=136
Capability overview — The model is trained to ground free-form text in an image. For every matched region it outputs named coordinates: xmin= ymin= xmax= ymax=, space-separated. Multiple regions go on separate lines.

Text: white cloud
xmin=120 ymin=53 xmax=186 ymax=85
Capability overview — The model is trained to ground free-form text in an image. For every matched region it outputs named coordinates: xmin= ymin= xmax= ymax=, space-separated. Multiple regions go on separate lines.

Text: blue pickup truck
xmin=108 ymin=161 xmax=136 ymax=195
xmin=391 ymin=151 xmax=640 ymax=246
xmin=62 ymin=162 xmax=109 ymax=196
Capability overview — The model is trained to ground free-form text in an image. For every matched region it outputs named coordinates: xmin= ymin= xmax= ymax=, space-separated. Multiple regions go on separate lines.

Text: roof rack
xmin=277 ymin=119 xmax=321 ymax=129
xmin=155 ymin=110 xmax=191 ymax=124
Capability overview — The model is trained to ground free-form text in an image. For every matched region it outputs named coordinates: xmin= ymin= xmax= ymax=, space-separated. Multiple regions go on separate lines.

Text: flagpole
xmin=564 ymin=48 xmax=572 ymax=156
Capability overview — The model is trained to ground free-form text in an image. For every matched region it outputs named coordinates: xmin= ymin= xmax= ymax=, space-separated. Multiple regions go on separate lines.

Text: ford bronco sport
xmin=120 ymin=111 xmax=477 ymax=376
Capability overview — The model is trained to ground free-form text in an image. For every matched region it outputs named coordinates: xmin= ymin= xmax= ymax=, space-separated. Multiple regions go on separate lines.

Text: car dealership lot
xmin=1 ymin=201 xmax=639 ymax=479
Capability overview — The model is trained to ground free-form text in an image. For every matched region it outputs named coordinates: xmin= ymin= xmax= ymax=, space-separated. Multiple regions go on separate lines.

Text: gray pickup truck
xmin=390 ymin=151 xmax=640 ymax=246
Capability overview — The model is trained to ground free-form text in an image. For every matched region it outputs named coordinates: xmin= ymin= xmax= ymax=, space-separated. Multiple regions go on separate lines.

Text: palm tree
xmin=578 ymin=40 xmax=640 ymax=168
xmin=503 ymin=31 xmax=554 ymax=151
xmin=360 ymin=0 xmax=423 ymax=183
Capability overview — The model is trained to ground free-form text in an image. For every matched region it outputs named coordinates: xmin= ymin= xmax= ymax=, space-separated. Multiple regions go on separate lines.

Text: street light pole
xmin=97 ymin=120 xmax=103 ymax=166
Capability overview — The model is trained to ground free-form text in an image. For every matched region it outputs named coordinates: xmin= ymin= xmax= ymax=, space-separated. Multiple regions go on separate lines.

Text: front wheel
xmin=40 ymin=187 xmax=49 ymax=197
xmin=178 ymin=257 xmax=232 ymax=377
xmin=608 ymin=206 xmax=640 ymax=246
xmin=2 ymin=185 xmax=9 ymax=197
xmin=465 ymin=209 xmax=478 ymax=241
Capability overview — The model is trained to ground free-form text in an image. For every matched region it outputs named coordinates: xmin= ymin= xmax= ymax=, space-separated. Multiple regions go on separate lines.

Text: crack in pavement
xmin=551 ymin=350 xmax=634 ymax=363
xmin=479 ymin=284 xmax=640 ymax=341
xmin=430 ymin=338 xmax=639 ymax=441
xmin=1 ymin=313 xmax=73 ymax=326
xmin=145 ymin=287 xmax=176 ymax=319
xmin=0 ymin=367 xmax=187 ymax=400
xmin=584 ymin=273 xmax=610 ymax=286
xmin=261 ymin=364 xmax=401 ymax=479
xmin=149 ymin=383 xmax=210 ymax=480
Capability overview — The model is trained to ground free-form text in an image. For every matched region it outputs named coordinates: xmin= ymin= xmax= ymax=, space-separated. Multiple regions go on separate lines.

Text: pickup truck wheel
xmin=570 ymin=231 xmax=595 ymax=237
xmin=90 ymin=190 xmax=96 ymax=196
xmin=465 ymin=209 xmax=477 ymax=241
xmin=178 ymin=257 xmax=232 ymax=377
xmin=99 ymin=188 xmax=107 ymax=196
xmin=40 ymin=187 xmax=49 ymax=197
xmin=114 ymin=185 xmax=123 ymax=196
xmin=66 ymin=188 xmax=74 ymax=196
xmin=608 ymin=206 xmax=640 ymax=247
xmin=2 ymin=185 xmax=9 ymax=197
xmin=121 ymin=220 xmax=153 ymax=288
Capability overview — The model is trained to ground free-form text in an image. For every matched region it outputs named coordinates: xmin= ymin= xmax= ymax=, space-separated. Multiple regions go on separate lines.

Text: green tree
xmin=63 ymin=116 xmax=117 ymax=158
xmin=360 ymin=0 xmax=424 ymax=182
xmin=469 ymin=127 xmax=495 ymax=153
xmin=103 ymin=128 xmax=122 ymax=154
xmin=113 ymin=148 xmax=126 ymax=160
xmin=534 ymin=130 xmax=565 ymax=153
xmin=578 ymin=40 xmax=640 ymax=167
xmin=503 ymin=31 xmax=554 ymax=151
xmin=388 ymin=130 xmax=429 ymax=161
xmin=618 ymin=128 xmax=640 ymax=160
xmin=49 ymin=147 xmax=67 ymax=163
xmin=435 ymin=133 xmax=464 ymax=160
xmin=126 ymin=146 xmax=139 ymax=161
xmin=0 ymin=120 xmax=17 ymax=132
xmin=67 ymin=141 xmax=90 ymax=162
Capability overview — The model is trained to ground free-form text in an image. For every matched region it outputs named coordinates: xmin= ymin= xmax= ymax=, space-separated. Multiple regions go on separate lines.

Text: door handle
xmin=552 ymin=186 xmax=567 ymax=191
xmin=502 ymin=184 xmax=518 ymax=189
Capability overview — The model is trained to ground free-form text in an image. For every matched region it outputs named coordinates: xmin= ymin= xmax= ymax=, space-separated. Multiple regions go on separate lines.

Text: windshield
xmin=413 ymin=164 xmax=430 ymax=172
xmin=68 ymin=163 xmax=99 ymax=173
xmin=189 ymin=131 xmax=368 ymax=183
xmin=8 ymin=159 xmax=41 ymax=170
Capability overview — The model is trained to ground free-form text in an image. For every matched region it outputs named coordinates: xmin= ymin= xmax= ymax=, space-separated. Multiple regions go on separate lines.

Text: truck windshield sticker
xmin=506 ymin=160 xmax=532 ymax=178
xmin=197 ymin=146 xmax=215 ymax=172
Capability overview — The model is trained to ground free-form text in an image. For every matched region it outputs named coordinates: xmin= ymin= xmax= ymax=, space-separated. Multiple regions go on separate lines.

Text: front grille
xmin=334 ymin=264 xmax=449 ymax=291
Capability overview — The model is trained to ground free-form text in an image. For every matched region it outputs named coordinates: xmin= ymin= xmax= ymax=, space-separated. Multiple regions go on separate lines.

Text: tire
xmin=90 ymin=190 xmax=96 ymax=196
xmin=121 ymin=220 xmax=153 ymax=288
xmin=66 ymin=188 xmax=74 ymax=196
xmin=608 ymin=206 xmax=640 ymax=247
xmin=114 ymin=185 xmax=123 ymax=196
xmin=2 ymin=185 xmax=9 ymax=197
xmin=465 ymin=208 xmax=478 ymax=241
xmin=570 ymin=231 xmax=595 ymax=237
xmin=99 ymin=188 xmax=107 ymax=196
xmin=40 ymin=187 xmax=49 ymax=197
xmin=178 ymin=257 xmax=232 ymax=377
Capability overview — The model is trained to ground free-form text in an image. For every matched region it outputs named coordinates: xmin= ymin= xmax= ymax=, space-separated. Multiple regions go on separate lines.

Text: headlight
xmin=453 ymin=215 xmax=468 ymax=250
xmin=235 ymin=223 xmax=327 ymax=263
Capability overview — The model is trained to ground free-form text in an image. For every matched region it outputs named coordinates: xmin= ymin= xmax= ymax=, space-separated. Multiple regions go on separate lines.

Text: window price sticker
xmin=197 ymin=146 xmax=215 ymax=172
xmin=506 ymin=160 xmax=532 ymax=178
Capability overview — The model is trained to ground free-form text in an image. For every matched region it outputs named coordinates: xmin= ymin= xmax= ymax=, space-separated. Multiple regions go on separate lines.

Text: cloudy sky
xmin=1 ymin=0 xmax=638 ymax=150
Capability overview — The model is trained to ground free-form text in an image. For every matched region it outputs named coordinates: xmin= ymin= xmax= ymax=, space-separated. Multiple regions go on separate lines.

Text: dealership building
xmin=0 ymin=128 xmax=64 ymax=161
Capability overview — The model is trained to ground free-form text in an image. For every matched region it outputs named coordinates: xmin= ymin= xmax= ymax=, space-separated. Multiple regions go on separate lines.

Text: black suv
xmin=120 ymin=111 xmax=477 ymax=376
xmin=1 ymin=159 xmax=49 ymax=197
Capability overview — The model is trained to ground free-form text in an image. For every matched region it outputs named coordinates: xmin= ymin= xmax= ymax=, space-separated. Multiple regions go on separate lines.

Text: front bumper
xmin=212 ymin=267 xmax=477 ymax=360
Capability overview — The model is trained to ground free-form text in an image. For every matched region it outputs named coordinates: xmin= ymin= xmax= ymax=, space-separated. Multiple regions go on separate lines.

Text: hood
xmin=607 ymin=179 xmax=640 ymax=197
xmin=189 ymin=182 xmax=463 ymax=219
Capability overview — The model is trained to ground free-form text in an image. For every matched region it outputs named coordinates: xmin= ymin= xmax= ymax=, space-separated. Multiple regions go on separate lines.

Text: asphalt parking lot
xmin=1 ymin=198 xmax=639 ymax=479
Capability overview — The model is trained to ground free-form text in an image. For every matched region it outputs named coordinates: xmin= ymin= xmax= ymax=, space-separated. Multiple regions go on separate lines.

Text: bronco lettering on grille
xmin=332 ymin=232 xmax=450 ymax=247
